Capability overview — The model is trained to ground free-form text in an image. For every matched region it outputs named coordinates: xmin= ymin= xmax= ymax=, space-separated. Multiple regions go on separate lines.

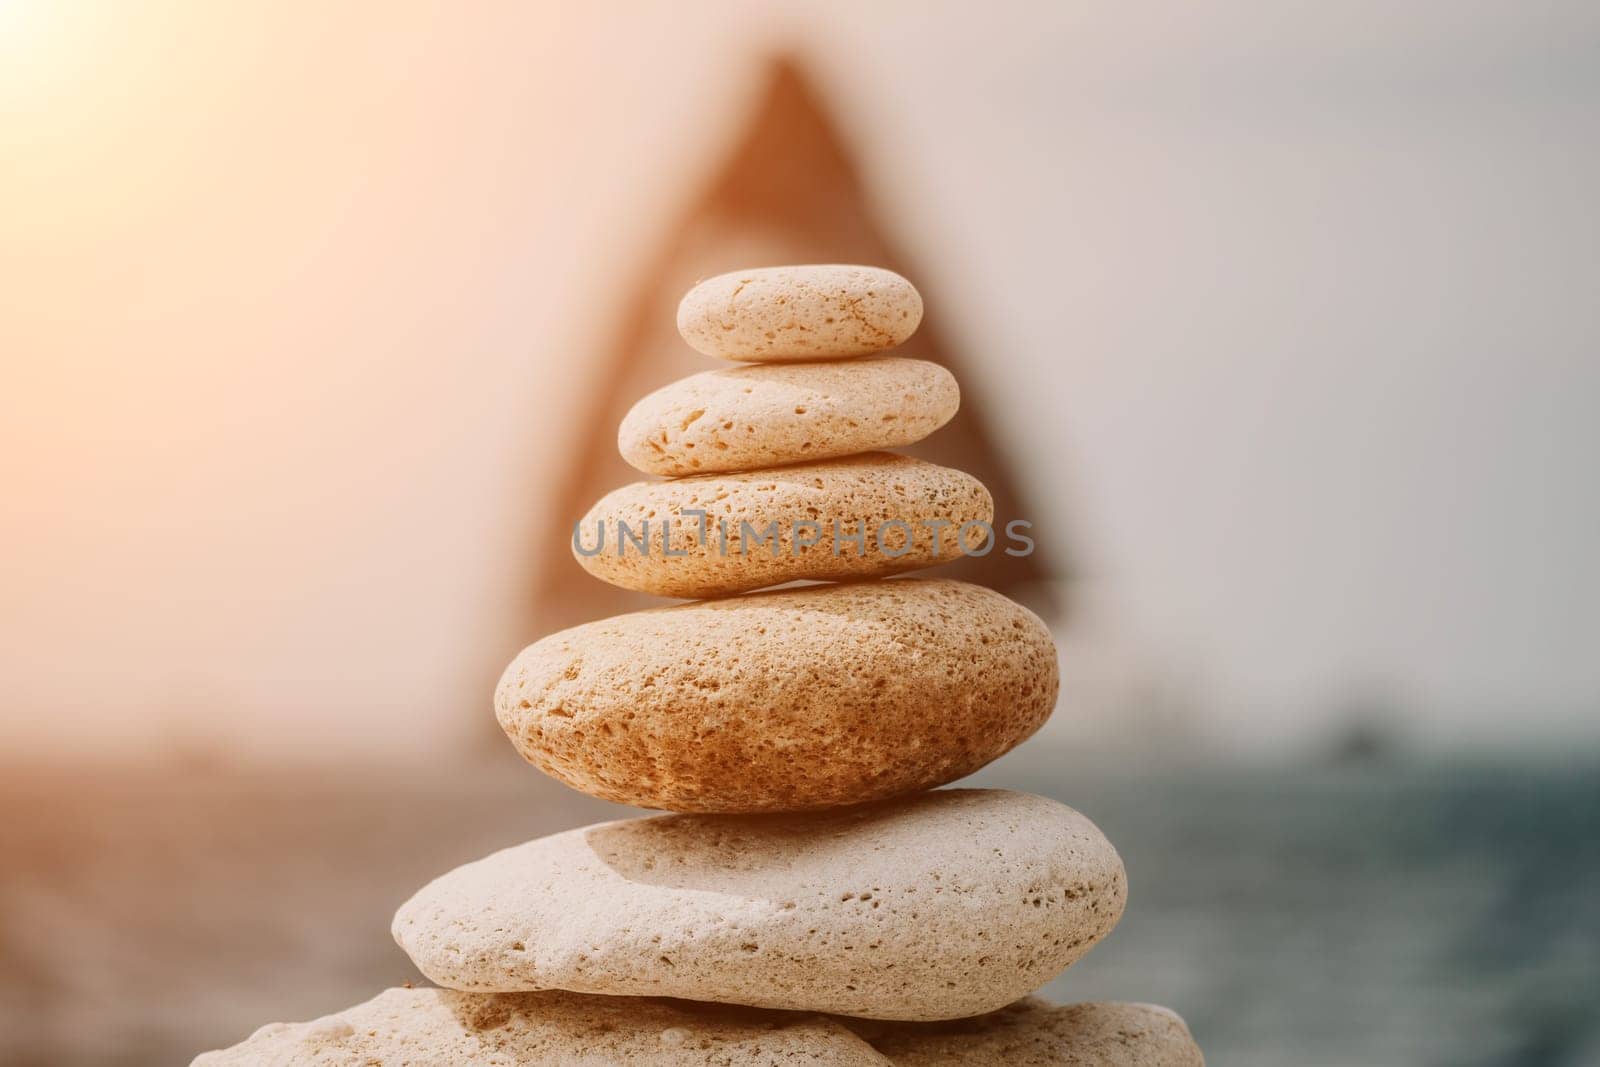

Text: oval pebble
xmin=574 ymin=453 xmax=992 ymax=599
xmin=496 ymin=578 xmax=1058 ymax=812
xmin=619 ymin=357 xmax=959 ymax=476
xmin=677 ymin=265 xmax=922 ymax=361
xmin=392 ymin=789 xmax=1126 ymax=1021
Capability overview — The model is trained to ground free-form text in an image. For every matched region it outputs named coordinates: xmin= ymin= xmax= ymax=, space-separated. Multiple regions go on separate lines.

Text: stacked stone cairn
xmin=196 ymin=266 xmax=1204 ymax=1065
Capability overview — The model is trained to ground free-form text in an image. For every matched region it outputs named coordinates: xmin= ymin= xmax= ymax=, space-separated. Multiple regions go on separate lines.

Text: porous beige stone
xmin=574 ymin=454 xmax=992 ymax=599
xmin=495 ymin=579 xmax=1058 ymax=812
xmin=392 ymin=789 xmax=1126 ymax=1021
xmin=191 ymin=986 xmax=889 ymax=1065
xmin=677 ymin=265 xmax=922 ymax=361
xmin=618 ymin=357 xmax=959 ymax=476
xmin=851 ymin=999 xmax=1205 ymax=1066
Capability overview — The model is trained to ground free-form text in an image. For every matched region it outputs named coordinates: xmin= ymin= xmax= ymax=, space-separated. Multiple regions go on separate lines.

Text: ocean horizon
xmin=2 ymin=753 xmax=1595 ymax=1065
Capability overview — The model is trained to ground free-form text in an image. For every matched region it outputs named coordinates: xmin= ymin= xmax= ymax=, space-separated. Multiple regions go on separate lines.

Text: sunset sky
xmin=3 ymin=1 xmax=1597 ymax=763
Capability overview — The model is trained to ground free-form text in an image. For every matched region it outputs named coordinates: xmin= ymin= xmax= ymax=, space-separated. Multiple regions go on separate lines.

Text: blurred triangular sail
xmin=528 ymin=55 xmax=1055 ymax=637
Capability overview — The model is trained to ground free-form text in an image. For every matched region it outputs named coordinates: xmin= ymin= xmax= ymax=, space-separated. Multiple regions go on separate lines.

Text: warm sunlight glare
xmin=0 ymin=0 xmax=81 ymax=88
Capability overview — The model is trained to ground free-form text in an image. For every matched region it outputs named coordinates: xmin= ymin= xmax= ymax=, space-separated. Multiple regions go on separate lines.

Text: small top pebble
xmin=677 ymin=265 xmax=923 ymax=361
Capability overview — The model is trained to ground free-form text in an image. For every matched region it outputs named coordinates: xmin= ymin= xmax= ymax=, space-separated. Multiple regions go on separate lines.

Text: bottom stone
xmin=190 ymin=987 xmax=881 ymax=1065
xmin=191 ymin=988 xmax=1204 ymax=1065
xmin=847 ymin=997 xmax=1206 ymax=1066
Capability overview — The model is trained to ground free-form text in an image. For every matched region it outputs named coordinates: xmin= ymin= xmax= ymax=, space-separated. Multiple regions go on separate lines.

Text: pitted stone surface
xmin=618 ymin=357 xmax=958 ymax=476
xmin=575 ymin=454 xmax=992 ymax=599
xmin=496 ymin=579 xmax=1058 ymax=813
xmin=392 ymin=790 xmax=1126 ymax=1020
xmin=677 ymin=265 xmax=922 ymax=361
xmin=191 ymin=986 xmax=889 ymax=1065
xmin=851 ymin=998 xmax=1205 ymax=1065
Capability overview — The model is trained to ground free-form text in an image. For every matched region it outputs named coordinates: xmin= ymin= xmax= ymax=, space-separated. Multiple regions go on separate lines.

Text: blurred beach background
xmin=2 ymin=2 xmax=1597 ymax=1064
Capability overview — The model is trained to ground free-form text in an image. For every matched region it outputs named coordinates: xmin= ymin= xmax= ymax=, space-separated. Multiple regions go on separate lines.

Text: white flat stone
xmin=393 ymin=789 xmax=1126 ymax=1020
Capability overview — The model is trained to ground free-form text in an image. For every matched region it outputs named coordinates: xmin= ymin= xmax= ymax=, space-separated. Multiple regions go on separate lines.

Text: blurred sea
xmin=1 ymin=755 xmax=1596 ymax=1066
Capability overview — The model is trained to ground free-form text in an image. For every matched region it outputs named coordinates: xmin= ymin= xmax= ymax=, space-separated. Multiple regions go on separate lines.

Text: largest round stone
xmin=392 ymin=790 xmax=1127 ymax=1021
xmin=495 ymin=579 xmax=1058 ymax=813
